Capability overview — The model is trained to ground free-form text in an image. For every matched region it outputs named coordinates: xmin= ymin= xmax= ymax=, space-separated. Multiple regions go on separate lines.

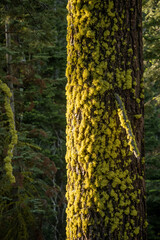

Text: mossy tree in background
xmin=66 ymin=0 xmax=147 ymax=239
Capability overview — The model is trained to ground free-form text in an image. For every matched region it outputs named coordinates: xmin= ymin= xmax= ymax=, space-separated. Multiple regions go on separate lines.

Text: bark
xmin=66 ymin=0 xmax=146 ymax=239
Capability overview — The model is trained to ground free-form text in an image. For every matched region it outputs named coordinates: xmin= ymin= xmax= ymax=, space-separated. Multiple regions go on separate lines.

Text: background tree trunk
xmin=66 ymin=0 xmax=147 ymax=239
xmin=5 ymin=16 xmax=16 ymax=122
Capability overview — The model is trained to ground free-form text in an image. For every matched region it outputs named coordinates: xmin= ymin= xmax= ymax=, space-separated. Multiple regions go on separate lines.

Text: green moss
xmin=134 ymin=114 xmax=142 ymax=119
xmin=136 ymin=98 xmax=141 ymax=104
xmin=144 ymin=220 xmax=148 ymax=228
xmin=140 ymin=93 xmax=144 ymax=99
xmin=128 ymin=48 xmax=133 ymax=55
xmin=134 ymin=227 xmax=140 ymax=235
xmin=131 ymin=209 xmax=138 ymax=216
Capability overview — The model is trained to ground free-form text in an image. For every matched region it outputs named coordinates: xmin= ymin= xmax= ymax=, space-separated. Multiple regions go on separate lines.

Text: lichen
xmin=115 ymin=94 xmax=140 ymax=158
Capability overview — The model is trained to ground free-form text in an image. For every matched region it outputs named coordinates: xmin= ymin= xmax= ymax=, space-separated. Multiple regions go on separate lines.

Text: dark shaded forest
xmin=0 ymin=0 xmax=159 ymax=239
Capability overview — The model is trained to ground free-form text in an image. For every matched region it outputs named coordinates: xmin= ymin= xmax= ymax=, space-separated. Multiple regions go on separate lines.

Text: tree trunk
xmin=2 ymin=14 xmax=17 ymax=183
xmin=66 ymin=0 xmax=147 ymax=239
xmin=5 ymin=17 xmax=16 ymax=120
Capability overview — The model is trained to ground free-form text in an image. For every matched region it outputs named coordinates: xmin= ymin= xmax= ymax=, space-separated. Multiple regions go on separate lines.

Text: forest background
xmin=0 ymin=0 xmax=159 ymax=239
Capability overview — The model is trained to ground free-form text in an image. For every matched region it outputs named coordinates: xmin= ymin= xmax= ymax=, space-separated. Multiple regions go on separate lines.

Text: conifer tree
xmin=66 ymin=1 xmax=147 ymax=239
xmin=0 ymin=1 xmax=67 ymax=239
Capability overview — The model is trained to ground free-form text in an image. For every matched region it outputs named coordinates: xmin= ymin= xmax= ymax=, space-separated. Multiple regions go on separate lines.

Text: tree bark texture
xmin=66 ymin=0 xmax=147 ymax=239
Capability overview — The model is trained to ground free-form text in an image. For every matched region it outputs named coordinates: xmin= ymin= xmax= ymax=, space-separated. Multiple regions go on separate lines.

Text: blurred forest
xmin=143 ymin=0 xmax=160 ymax=239
xmin=0 ymin=0 xmax=159 ymax=239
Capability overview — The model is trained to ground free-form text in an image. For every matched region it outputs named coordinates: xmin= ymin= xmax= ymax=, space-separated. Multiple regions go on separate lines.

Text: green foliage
xmin=0 ymin=0 xmax=67 ymax=239
xmin=145 ymin=97 xmax=160 ymax=240
xmin=143 ymin=0 xmax=160 ymax=239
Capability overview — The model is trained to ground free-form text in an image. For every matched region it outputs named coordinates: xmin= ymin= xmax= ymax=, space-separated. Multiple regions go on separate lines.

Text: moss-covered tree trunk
xmin=66 ymin=0 xmax=147 ymax=239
